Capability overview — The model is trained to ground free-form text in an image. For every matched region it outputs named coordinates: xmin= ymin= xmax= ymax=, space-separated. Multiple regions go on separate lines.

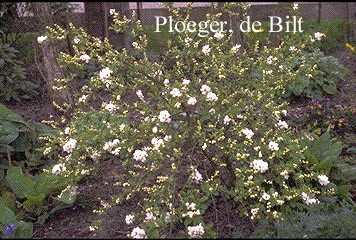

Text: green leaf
xmin=15 ymin=220 xmax=33 ymax=238
xmin=335 ymin=184 xmax=352 ymax=197
xmin=23 ymin=194 xmax=45 ymax=209
xmin=5 ymin=166 xmax=33 ymax=199
xmin=322 ymin=83 xmax=337 ymax=95
xmin=0 ymin=204 xmax=17 ymax=224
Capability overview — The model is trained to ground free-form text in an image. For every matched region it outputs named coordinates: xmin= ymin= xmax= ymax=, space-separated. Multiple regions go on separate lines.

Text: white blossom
xmin=130 ymin=227 xmax=146 ymax=239
xmin=250 ymin=159 xmax=268 ymax=173
xmin=52 ymin=163 xmax=66 ymax=175
xmin=214 ymin=32 xmax=224 ymax=40
xmin=158 ymin=110 xmax=171 ymax=123
xmin=293 ymin=3 xmax=299 ymax=10
xmin=79 ymin=54 xmax=90 ymax=63
xmin=268 ymin=141 xmax=279 ymax=151
xmin=262 ymin=192 xmax=271 ymax=201
xmin=99 ymin=67 xmax=112 ymax=81
xmin=133 ymin=149 xmax=148 ymax=162
xmin=105 ymin=101 xmax=117 ymax=113
xmin=170 ymin=88 xmax=182 ymax=97
xmin=182 ymin=79 xmax=191 ymax=85
xmin=78 ymin=95 xmax=87 ymax=103
xmin=63 ymin=138 xmax=77 ymax=153
xmin=187 ymin=97 xmax=197 ymax=105
xmin=200 ymin=84 xmax=211 ymax=95
xmin=192 ymin=169 xmax=203 ymax=183
xmin=276 ymin=120 xmax=288 ymax=129
xmin=144 ymin=212 xmax=156 ymax=222
xmin=242 ymin=128 xmax=254 ymax=139
xmin=73 ymin=37 xmax=80 ymax=44
xmin=202 ymin=45 xmax=211 ymax=55
xmin=302 ymin=192 xmax=320 ymax=205
xmin=187 ymin=223 xmax=205 ymax=238
xmin=318 ymin=175 xmax=330 ymax=186
xmin=136 ymin=90 xmax=144 ymax=101
xmin=223 ymin=115 xmax=231 ymax=125
xmin=266 ymin=55 xmax=273 ymax=64
xmin=206 ymin=92 xmax=218 ymax=102
xmin=231 ymin=44 xmax=241 ymax=53
xmin=314 ymin=32 xmax=324 ymax=41
xmin=37 ymin=35 xmax=47 ymax=44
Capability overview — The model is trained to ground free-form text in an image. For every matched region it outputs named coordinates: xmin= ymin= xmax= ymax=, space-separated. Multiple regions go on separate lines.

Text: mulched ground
xmin=3 ymin=47 xmax=355 ymax=238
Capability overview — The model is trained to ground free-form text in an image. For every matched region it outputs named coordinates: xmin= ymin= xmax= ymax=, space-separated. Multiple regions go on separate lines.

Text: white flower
xmin=63 ymin=138 xmax=77 ymax=153
xmin=182 ymin=79 xmax=191 ymax=85
xmin=64 ymin=127 xmax=71 ymax=135
xmin=109 ymin=8 xmax=116 ymax=15
xmin=136 ymin=90 xmax=144 ymax=101
xmin=266 ymin=55 xmax=273 ymax=64
xmin=206 ymin=92 xmax=218 ymax=102
xmin=79 ymin=54 xmax=90 ymax=63
xmin=132 ymin=41 xmax=139 ymax=48
xmin=52 ymin=163 xmax=66 ymax=175
xmin=144 ymin=212 xmax=156 ymax=222
xmin=231 ymin=44 xmax=241 ymax=53
xmin=250 ymin=159 xmax=268 ymax=173
xmin=281 ymin=110 xmax=288 ymax=116
xmin=105 ymin=101 xmax=117 ymax=113
xmin=318 ymin=175 xmax=330 ymax=186
xmin=223 ymin=115 xmax=231 ymax=125
xmin=187 ymin=223 xmax=205 ymax=238
xmin=125 ymin=214 xmax=135 ymax=225
xmin=170 ymin=88 xmax=182 ymax=97
xmin=163 ymin=135 xmax=172 ymax=141
xmin=185 ymin=37 xmax=192 ymax=44
xmin=200 ymin=84 xmax=211 ymax=95
xmin=276 ymin=120 xmax=288 ymax=129
xmin=280 ymin=170 xmax=289 ymax=180
xmin=152 ymin=126 xmax=158 ymax=133
xmin=268 ymin=141 xmax=279 ymax=151
xmin=130 ymin=227 xmax=146 ymax=239
xmin=73 ymin=37 xmax=80 ymax=44
xmin=214 ymin=32 xmax=224 ymax=40
xmin=289 ymin=46 xmax=296 ymax=52
xmin=99 ymin=67 xmax=112 ymax=81
xmin=158 ymin=110 xmax=171 ymax=123
xmin=133 ymin=149 xmax=148 ymax=162
xmin=37 ymin=35 xmax=47 ymax=44
xmin=78 ymin=95 xmax=87 ymax=103
xmin=192 ymin=169 xmax=203 ymax=183
xmin=242 ymin=128 xmax=254 ymax=139
xmin=187 ymin=97 xmax=197 ymax=105
xmin=186 ymin=202 xmax=197 ymax=210
xmin=314 ymin=32 xmax=324 ymax=41
xmin=302 ymin=192 xmax=320 ymax=205
xmin=262 ymin=192 xmax=271 ymax=201
xmin=293 ymin=3 xmax=299 ymax=10
xmin=43 ymin=147 xmax=51 ymax=155
xmin=202 ymin=45 xmax=211 ymax=55
xmin=151 ymin=137 xmax=164 ymax=150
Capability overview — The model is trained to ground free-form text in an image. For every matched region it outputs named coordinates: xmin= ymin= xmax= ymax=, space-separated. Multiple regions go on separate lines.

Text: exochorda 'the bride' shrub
xmin=41 ymin=3 xmax=343 ymax=238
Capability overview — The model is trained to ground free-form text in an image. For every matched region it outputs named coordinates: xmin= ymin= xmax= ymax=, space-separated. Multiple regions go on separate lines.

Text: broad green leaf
xmin=15 ymin=221 xmax=33 ymax=238
xmin=5 ymin=166 xmax=33 ymax=199
xmin=23 ymin=194 xmax=45 ymax=209
xmin=0 ymin=204 xmax=17 ymax=223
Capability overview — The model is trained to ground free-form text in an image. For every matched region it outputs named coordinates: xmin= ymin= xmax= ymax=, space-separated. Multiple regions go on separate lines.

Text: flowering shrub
xmin=41 ymin=3 xmax=352 ymax=238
